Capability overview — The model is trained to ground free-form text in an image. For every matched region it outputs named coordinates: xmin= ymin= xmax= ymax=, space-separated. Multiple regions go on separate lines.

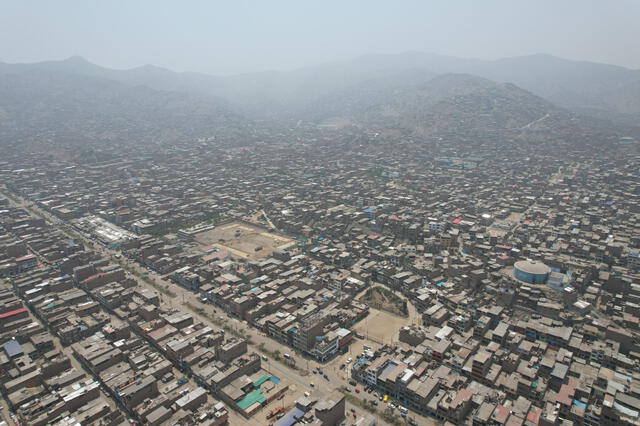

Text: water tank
xmin=513 ymin=260 xmax=551 ymax=284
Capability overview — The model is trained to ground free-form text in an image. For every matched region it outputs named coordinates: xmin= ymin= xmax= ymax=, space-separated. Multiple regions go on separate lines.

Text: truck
xmin=266 ymin=407 xmax=283 ymax=419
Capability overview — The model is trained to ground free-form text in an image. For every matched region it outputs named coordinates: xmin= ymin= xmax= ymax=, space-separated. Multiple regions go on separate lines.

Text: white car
xmin=346 ymin=357 xmax=352 ymax=364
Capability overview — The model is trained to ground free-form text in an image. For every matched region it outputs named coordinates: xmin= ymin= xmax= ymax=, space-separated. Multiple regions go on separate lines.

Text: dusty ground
xmin=194 ymin=222 xmax=294 ymax=259
xmin=352 ymin=307 xmax=412 ymax=346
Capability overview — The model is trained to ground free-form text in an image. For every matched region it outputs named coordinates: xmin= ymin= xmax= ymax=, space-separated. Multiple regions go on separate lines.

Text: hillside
xmin=1 ymin=56 xmax=637 ymax=159
xmin=3 ymin=53 xmax=639 ymax=124
xmin=0 ymin=69 xmax=249 ymax=156
xmin=300 ymin=73 xmax=492 ymax=124
xmin=301 ymin=73 xmax=634 ymax=146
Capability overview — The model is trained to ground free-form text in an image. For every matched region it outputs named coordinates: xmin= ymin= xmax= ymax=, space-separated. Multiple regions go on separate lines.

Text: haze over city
xmin=1 ymin=2 xmax=640 ymax=426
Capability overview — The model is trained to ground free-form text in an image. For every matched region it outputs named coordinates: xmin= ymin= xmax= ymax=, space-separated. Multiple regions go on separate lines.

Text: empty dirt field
xmin=194 ymin=222 xmax=295 ymax=259
xmin=352 ymin=307 xmax=412 ymax=346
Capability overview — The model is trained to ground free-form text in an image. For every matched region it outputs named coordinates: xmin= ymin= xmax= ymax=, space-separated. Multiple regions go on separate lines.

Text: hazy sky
xmin=2 ymin=1 xmax=639 ymax=75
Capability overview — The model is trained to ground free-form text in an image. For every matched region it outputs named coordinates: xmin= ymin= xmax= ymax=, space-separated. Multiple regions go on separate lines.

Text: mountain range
xmin=1 ymin=52 xmax=639 ymax=152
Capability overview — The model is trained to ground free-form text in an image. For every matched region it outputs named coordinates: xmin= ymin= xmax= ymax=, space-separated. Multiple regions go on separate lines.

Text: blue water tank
xmin=514 ymin=260 xmax=551 ymax=284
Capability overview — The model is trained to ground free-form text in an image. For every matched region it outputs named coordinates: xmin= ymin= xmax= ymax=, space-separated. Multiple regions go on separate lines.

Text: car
xmin=304 ymin=391 xmax=310 ymax=397
xmin=372 ymin=401 xmax=378 ymax=406
xmin=323 ymin=374 xmax=329 ymax=380
xmin=283 ymin=353 xmax=291 ymax=359
xmin=346 ymin=357 xmax=352 ymax=364
xmin=310 ymin=383 xmax=315 ymax=387
xmin=349 ymin=380 xmax=356 ymax=386
xmin=312 ymin=370 xmax=317 ymax=374
xmin=355 ymin=388 xmax=360 ymax=393
xmin=344 ymin=387 xmax=352 ymax=392
xmin=367 ymin=388 xmax=373 ymax=393
xmin=350 ymin=408 xmax=356 ymax=413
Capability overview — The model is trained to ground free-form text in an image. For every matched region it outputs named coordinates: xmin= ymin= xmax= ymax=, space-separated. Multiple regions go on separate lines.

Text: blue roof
xmin=3 ymin=340 xmax=22 ymax=358
xmin=573 ymin=400 xmax=587 ymax=409
xmin=354 ymin=356 xmax=369 ymax=368
xmin=275 ymin=407 xmax=305 ymax=426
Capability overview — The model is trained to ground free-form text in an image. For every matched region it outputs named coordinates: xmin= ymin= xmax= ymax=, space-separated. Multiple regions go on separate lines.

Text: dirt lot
xmin=352 ymin=307 xmax=411 ymax=346
xmin=194 ymin=222 xmax=294 ymax=259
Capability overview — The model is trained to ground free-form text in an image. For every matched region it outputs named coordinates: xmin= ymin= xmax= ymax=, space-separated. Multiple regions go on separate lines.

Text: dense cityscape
xmin=0 ymin=117 xmax=638 ymax=425
xmin=2 ymin=2 xmax=640 ymax=425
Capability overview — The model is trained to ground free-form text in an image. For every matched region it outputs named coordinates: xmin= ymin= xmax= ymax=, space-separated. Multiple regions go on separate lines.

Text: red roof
xmin=526 ymin=410 xmax=540 ymax=424
xmin=0 ymin=307 xmax=27 ymax=319
xmin=451 ymin=217 xmax=462 ymax=224
xmin=557 ymin=383 xmax=575 ymax=406
xmin=493 ymin=405 xmax=510 ymax=423
xmin=15 ymin=254 xmax=36 ymax=262
xmin=83 ymin=272 xmax=106 ymax=282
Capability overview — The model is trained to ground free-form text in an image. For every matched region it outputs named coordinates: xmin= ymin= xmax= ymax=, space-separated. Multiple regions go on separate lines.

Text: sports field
xmin=194 ymin=222 xmax=294 ymax=259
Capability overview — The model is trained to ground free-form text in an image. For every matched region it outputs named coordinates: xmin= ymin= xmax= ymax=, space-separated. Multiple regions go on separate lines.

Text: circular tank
xmin=513 ymin=260 xmax=551 ymax=284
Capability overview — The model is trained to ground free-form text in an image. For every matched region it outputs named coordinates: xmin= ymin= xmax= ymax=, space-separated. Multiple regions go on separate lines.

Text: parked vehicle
xmin=266 ymin=407 xmax=283 ymax=419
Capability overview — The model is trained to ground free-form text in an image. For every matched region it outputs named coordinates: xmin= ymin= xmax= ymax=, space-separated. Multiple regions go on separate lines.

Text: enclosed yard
xmin=194 ymin=222 xmax=294 ymax=259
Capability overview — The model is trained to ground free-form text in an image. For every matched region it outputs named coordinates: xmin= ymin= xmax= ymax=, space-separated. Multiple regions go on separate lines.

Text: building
xmin=513 ymin=260 xmax=551 ymax=285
